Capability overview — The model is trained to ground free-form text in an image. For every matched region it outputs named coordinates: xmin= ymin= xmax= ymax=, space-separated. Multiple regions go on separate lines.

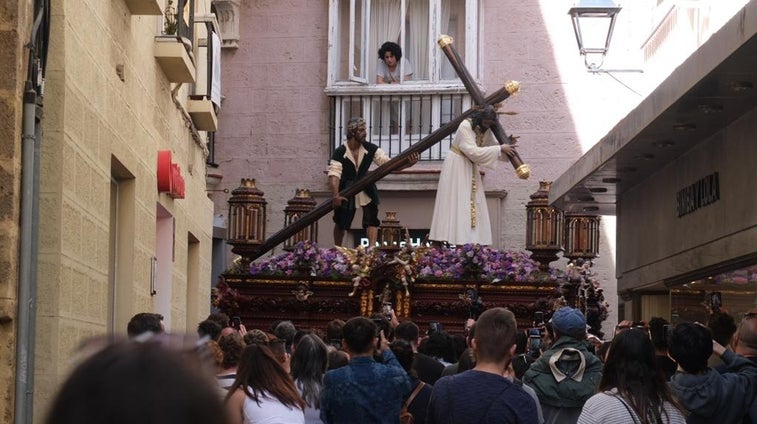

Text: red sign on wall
xmin=157 ymin=150 xmax=186 ymax=199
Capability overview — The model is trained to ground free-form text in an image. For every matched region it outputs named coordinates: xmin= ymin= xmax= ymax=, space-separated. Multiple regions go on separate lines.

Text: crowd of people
xmin=46 ymin=307 xmax=757 ymax=424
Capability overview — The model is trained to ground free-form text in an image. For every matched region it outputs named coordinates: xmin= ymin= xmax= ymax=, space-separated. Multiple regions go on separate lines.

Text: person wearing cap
xmin=328 ymin=117 xmax=419 ymax=247
xmin=523 ymin=307 xmax=602 ymax=424
xmin=429 ymin=105 xmax=516 ymax=246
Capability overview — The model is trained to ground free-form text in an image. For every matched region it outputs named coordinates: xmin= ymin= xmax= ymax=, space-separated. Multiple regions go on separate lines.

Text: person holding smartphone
xmin=668 ymin=322 xmax=757 ymax=424
xmin=320 ymin=317 xmax=410 ymax=423
xmin=523 ymin=307 xmax=603 ymax=424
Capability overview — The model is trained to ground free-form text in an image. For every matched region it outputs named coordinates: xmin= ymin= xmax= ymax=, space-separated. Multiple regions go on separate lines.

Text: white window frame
xmin=326 ymin=0 xmax=481 ymax=90
xmin=348 ymin=0 xmax=369 ymax=83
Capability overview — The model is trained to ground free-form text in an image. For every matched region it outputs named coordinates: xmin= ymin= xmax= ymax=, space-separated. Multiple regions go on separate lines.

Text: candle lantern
xmin=564 ymin=213 xmax=601 ymax=262
xmin=283 ymin=188 xmax=318 ymax=251
xmin=379 ymin=211 xmax=403 ymax=254
xmin=525 ymin=181 xmax=564 ymax=271
xmin=227 ymin=178 xmax=267 ymax=264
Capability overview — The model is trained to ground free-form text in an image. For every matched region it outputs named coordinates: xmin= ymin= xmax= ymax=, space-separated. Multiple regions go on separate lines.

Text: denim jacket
xmin=320 ymin=349 xmax=411 ymax=424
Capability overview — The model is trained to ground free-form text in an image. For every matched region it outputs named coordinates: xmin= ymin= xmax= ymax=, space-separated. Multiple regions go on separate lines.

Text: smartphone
xmin=511 ymin=354 xmax=530 ymax=378
xmin=428 ymin=321 xmax=443 ymax=335
xmin=372 ymin=318 xmax=386 ymax=337
xmin=381 ymin=302 xmax=393 ymax=320
xmin=528 ymin=332 xmax=542 ymax=357
xmin=528 ymin=327 xmax=542 ymax=353
xmin=231 ymin=316 xmax=241 ymax=330
xmin=534 ymin=311 xmax=544 ymax=325
xmin=710 ymin=291 xmax=722 ymax=312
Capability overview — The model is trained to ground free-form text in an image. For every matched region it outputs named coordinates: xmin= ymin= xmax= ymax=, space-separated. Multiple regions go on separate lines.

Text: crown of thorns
xmin=471 ymin=103 xmax=516 ymax=116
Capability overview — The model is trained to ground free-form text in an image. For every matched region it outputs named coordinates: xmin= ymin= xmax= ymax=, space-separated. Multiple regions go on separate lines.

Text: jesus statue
xmin=428 ymin=105 xmax=516 ymax=246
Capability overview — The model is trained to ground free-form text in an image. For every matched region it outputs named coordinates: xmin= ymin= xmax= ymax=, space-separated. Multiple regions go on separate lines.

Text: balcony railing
xmin=206 ymin=132 xmax=218 ymax=167
xmin=328 ymin=90 xmax=472 ymax=161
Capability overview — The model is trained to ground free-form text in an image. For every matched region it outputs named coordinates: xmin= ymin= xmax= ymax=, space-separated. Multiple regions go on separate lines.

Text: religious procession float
xmin=212 ymin=36 xmax=609 ymax=336
xmin=213 ymin=240 xmax=609 ymax=337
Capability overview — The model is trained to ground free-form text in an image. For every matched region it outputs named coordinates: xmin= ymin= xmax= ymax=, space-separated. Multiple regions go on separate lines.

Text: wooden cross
xmin=437 ymin=35 xmax=530 ymax=179
xmin=247 ymin=37 xmax=527 ymax=260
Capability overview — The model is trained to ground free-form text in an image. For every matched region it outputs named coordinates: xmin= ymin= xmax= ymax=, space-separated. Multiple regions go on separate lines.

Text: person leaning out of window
xmin=376 ymin=41 xmax=413 ymax=84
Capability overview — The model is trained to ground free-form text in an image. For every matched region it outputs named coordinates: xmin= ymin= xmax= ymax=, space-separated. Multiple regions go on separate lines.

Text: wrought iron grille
xmin=328 ymin=91 xmax=471 ymax=161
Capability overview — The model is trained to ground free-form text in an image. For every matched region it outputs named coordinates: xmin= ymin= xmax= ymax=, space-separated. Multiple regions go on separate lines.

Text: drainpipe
xmin=171 ymin=83 xmax=210 ymax=156
xmin=16 ymin=3 xmax=46 ymax=422
xmin=15 ymin=81 xmax=39 ymax=424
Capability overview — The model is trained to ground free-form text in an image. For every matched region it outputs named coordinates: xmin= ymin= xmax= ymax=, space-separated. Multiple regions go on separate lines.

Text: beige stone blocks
xmin=2 ymin=0 xmax=218 ymax=420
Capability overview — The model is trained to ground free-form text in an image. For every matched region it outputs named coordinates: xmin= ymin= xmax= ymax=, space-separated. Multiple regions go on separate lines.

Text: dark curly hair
xmin=378 ymin=41 xmax=402 ymax=61
xmin=470 ymin=105 xmax=497 ymax=129
xmin=218 ymin=332 xmax=244 ymax=369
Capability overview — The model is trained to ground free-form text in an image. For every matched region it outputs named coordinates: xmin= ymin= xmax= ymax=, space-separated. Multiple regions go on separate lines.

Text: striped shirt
xmin=578 ymin=391 xmax=686 ymax=424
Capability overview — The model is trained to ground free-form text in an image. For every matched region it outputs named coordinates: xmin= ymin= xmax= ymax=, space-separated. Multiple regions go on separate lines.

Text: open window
xmin=328 ymin=0 xmax=479 ymax=86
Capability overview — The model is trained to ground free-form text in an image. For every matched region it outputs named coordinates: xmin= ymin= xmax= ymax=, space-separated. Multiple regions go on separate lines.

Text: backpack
xmin=399 ymin=382 xmax=426 ymax=424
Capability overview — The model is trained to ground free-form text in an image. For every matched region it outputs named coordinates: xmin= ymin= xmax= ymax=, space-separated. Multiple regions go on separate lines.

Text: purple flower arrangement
xmin=249 ymin=241 xmax=357 ymax=279
xmin=248 ymin=242 xmax=561 ymax=284
xmin=416 ymin=244 xmax=560 ymax=282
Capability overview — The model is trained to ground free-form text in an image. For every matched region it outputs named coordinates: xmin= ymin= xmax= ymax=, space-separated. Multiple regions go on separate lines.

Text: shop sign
xmin=676 ymin=172 xmax=719 ymax=217
xmin=157 ymin=150 xmax=186 ymax=199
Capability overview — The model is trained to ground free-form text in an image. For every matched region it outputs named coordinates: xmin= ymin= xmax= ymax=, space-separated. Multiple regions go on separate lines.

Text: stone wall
xmin=31 ymin=0 xmax=216 ymax=418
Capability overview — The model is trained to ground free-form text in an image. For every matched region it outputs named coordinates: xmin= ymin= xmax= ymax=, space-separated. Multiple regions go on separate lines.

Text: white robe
xmin=429 ymin=119 xmax=504 ymax=245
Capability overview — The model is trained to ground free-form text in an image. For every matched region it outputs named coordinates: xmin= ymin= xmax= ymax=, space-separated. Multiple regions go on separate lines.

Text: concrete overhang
xmin=550 ymin=2 xmax=757 ymax=215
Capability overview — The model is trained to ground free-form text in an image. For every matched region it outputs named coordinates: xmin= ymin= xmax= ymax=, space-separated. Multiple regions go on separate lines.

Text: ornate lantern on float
xmin=283 ymin=188 xmax=317 ymax=251
xmin=379 ymin=211 xmax=403 ymax=254
xmin=563 ymin=213 xmax=601 ymax=263
xmin=226 ymin=178 xmax=267 ymax=265
xmin=525 ymin=181 xmax=564 ymax=271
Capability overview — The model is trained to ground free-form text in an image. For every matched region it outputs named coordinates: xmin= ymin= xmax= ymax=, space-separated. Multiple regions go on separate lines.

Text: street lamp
xmin=568 ymin=0 xmax=622 ymax=71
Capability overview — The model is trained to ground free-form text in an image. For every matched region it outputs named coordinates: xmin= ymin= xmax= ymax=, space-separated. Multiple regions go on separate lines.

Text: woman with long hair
xmin=225 ymin=344 xmax=305 ymax=424
xmin=578 ymin=328 xmax=686 ymax=424
xmin=290 ymin=334 xmax=328 ymax=423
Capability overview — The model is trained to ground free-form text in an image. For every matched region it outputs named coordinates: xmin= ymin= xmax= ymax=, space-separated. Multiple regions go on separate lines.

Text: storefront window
xmin=670 ymin=264 xmax=757 ymax=324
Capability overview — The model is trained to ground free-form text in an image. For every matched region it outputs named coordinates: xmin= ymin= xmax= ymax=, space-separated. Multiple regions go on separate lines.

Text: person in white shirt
xmin=376 ymin=41 xmax=413 ymax=84
xmin=225 ymin=344 xmax=306 ymax=424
